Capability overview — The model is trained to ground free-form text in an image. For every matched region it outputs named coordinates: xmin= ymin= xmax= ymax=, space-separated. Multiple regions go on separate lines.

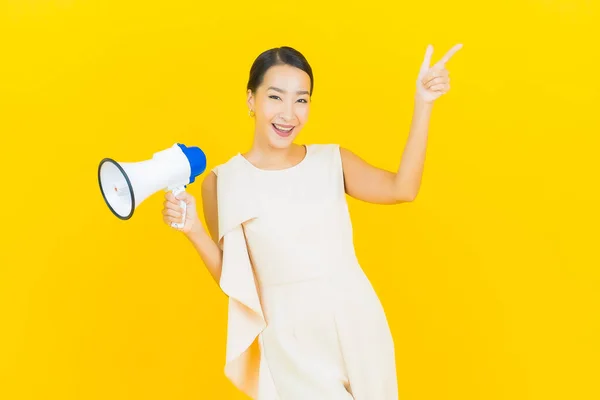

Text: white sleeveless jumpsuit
xmin=212 ymin=144 xmax=398 ymax=400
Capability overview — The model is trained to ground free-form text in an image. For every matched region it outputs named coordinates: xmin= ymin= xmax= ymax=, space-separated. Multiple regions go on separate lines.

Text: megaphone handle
xmin=170 ymin=185 xmax=187 ymax=229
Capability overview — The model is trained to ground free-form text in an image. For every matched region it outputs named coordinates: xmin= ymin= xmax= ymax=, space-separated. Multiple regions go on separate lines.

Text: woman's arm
xmin=341 ymin=43 xmax=462 ymax=205
xmin=341 ymin=97 xmax=433 ymax=205
xmin=184 ymin=171 xmax=223 ymax=284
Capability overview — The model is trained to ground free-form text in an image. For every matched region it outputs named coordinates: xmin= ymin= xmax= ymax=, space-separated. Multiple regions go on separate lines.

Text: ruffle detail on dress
xmin=219 ymin=222 xmax=266 ymax=398
xmin=213 ymin=157 xmax=266 ymax=398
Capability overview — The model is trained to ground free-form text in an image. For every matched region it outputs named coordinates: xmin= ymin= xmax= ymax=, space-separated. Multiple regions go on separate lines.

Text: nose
xmin=279 ymin=101 xmax=295 ymax=121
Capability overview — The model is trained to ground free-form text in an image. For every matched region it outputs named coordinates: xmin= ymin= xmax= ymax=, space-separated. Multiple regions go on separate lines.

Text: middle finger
xmin=162 ymin=208 xmax=182 ymax=218
xmin=163 ymin=200 xmax=184 ymax=212
xmin=425 ymin=76 xmax=448 ymax=89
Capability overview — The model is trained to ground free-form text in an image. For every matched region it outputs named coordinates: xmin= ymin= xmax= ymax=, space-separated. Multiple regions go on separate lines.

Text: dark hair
xmin=247 ymin=46 xmax=314 ymax=96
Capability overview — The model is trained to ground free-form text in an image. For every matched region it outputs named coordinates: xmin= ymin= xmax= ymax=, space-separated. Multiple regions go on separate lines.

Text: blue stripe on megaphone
xmin=176 ymin=143 xmax=207 ymax=185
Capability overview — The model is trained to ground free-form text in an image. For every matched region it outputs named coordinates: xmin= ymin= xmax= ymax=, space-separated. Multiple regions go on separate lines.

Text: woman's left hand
xmin=416 ymin=43 xmax=463 ymax=104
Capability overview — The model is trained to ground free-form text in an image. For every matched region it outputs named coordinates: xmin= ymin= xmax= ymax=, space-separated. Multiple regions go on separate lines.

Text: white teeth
xmin=274 ymin=124 xmax=293 ymax=132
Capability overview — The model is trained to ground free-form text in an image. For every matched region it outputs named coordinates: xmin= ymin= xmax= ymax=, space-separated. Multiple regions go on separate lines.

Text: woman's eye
xmin=269 ymin=95 xmax=281 ymax=100
xmin=297 ymin=99 xmax=308 ymax=103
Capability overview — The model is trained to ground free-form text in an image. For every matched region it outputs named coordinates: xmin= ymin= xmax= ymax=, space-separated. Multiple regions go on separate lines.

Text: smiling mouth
xmin=272 ymin=123 xmax=295 ymax=137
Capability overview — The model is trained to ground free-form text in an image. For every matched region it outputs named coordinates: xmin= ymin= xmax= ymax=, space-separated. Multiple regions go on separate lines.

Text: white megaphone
xmin=98 ymin=143 xmax=207 ymax=228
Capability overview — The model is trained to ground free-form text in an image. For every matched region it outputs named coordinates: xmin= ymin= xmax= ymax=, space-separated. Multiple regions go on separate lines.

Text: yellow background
xmin=1 ymin=0 xmax=598 ymax=399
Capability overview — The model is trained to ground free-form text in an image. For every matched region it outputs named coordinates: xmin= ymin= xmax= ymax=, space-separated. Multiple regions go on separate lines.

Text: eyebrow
xmin=267 ymin=86 xmax=310 ymax=95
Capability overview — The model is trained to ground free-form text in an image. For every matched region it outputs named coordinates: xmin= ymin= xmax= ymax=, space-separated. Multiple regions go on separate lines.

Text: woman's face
xmin=247 ymin=64 xmax=311 ymax=149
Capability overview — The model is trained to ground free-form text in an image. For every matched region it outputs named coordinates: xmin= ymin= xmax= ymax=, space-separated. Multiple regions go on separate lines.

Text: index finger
xmin=434 ymin=43 xmax=463 ymax=68
xmin=165 ymin=191 xmax=177 ymax=202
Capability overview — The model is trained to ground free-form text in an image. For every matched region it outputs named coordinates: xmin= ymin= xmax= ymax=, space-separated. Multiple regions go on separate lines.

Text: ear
xmin=246 ymin=89 xmax=255 ymax=111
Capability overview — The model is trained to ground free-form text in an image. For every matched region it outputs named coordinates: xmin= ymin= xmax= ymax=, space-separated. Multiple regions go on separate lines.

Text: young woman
xmin=162 ymin=45 xmax=461 ymax=400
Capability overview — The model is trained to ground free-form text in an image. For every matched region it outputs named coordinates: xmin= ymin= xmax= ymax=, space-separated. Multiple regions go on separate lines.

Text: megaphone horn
xmin=98 ymin=143 xmax=207 ymax=227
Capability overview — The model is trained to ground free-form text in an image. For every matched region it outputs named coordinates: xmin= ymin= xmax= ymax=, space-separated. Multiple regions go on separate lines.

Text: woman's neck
xmin=243 ymin=138 xmax=305 ymax=170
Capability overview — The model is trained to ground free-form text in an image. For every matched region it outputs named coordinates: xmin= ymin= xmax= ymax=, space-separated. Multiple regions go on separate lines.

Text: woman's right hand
xmin=162 ymin=191 xmax=203 ymax=236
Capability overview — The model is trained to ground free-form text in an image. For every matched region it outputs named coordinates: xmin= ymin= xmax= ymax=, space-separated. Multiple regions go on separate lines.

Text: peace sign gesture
xmin=416 ymin=44 xmax=463 ymax=104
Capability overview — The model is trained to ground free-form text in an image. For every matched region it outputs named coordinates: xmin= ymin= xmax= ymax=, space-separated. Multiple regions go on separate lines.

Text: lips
xmin=272 ymin=123 xmax=295 ymax=138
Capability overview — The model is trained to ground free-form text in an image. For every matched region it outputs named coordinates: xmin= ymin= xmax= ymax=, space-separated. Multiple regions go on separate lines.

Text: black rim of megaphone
xmin=98 ymin=158 xmax=135 ymax=220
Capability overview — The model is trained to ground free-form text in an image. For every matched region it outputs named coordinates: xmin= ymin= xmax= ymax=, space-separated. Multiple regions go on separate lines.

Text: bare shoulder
xmin=202 ymin=169 xmax=218 ymax=190
xmin=338 ymin=146 xmax=357 ymax=161
xmin=338 ymin=146 xmax=370 ymax=173
xmin=201 ymin=171 xmax=219 ymax=243
xmin=337 ymin=146 xmax=404 ymax=205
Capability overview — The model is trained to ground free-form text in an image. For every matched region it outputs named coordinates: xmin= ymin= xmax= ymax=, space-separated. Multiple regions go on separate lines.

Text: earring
xmin=248 ymin=109 xmax=255 ymax=117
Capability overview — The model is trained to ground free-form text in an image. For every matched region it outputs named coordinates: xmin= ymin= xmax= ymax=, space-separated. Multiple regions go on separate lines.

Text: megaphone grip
xmin=170 ymin=185 xmax=187 ymax=229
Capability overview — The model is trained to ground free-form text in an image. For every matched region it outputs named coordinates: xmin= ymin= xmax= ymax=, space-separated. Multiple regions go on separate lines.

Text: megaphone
xmin=98 ymin=143 xmax=207 ymax=228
